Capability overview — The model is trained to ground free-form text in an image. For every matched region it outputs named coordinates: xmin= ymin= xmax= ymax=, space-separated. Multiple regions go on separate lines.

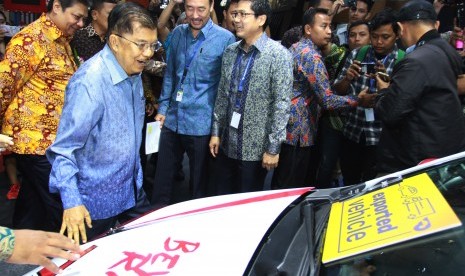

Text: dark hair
xmin=369 ymin=8 xmax=399 ymax=35
xmin=47 ymin=0 xmax=90 ymax=12
xmin=91 ymin=0 xmax=118 ymax=11
xmin=357 ymin=0 xmax=373 ymax=12
xmin=348 ymin=20 xmax=369 ymax=33
xmin=281 ymin=25 xmax=302 ymax=48
xmin=301 ymin=8 xmax=329 ymax=35
xmin=107 ymin=2 xmax=156 ymax=40
xmin=231 ymin=0 xmax=272 ymax=30
xmin=0 ymin=10 xmax=8 ymax=24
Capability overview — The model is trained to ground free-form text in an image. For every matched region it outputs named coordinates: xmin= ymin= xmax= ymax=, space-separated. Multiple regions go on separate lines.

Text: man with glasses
xmin=0 ymin=0 xmax=89 ymax=232
xmin=47 ymin=2 xmax=158 ymax=244
xmin=210 ymin=0 xmax=292 ymax=194
xmin=335 ymin=0 xmax=372 ymax=46
xmin=152 ymin=0 xmax=235 ymax=208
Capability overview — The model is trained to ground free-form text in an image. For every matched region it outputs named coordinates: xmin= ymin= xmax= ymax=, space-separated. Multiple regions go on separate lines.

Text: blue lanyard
xmin=181 ymin=31 xmax=205 ymax=85
xmin=231 ymin=50 xmax=257 ymax=110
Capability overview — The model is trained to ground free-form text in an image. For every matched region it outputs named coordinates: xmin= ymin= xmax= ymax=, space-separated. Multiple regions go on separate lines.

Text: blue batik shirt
xmin=158 ymin=19 xmax=236 ymax=136
xmin=47 ymin=45 xmax=145 ymax=220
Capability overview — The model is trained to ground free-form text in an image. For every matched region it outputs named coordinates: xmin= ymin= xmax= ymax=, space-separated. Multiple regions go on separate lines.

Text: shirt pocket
xmin=194 ymin=54 xmax=221 ymax=83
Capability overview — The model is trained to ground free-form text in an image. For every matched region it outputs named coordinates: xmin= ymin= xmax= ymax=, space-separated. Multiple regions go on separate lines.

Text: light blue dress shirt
xmin=158 ymin=19 xmax=235 ymax=136
xmin=47 ymin=45 xmax=145 ymax=220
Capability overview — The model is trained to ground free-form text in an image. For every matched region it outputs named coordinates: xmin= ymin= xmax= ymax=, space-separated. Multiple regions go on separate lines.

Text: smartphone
xmin=360 ymin=62 xmax=376 ymax=75
xmin=377 ymin=72 xmax=390 ymax=82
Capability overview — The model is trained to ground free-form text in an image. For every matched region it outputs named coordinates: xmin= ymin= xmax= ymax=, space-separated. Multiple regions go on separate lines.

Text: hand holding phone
xmin=377 ymin=72 xmax=390 ymax=82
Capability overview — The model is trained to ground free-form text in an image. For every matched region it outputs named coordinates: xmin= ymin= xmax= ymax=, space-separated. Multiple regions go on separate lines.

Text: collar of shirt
xmin=415 ymin=29 xmax=440 ymax=48
xmin=300 ymin=37 xmax=322 ymax=56
xmin=238 ymin=32 xmax=268 ymax=53
xmin=187 ymin=18 xmax=213 ymax=41
xmin=101 ymin=44 xmax=137 ymax=86
xmin=42 ymin=13 xmax=70 ymax=43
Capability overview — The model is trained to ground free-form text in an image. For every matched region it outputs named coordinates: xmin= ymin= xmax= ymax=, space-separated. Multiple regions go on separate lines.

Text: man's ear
xmin=304 ymin=24 xmax=312 ymax=37
xmin=108 ymin=34 xmax=119 ymax=52
xmin=91 ymin=9 xmax=98 ymax=21
xmin=52 ymin=0 xmax=62 ymax=14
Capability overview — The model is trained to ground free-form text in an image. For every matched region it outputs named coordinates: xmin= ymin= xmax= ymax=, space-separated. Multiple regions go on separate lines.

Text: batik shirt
xmin=0 ymin=13 xmax=77 ymax=155
xmin=158 ymin=19 xmax=236 ymax=136
xmin=47 ymin=45 xmax=144 ymax=219
xmin=70 ymin=24 xmax=106 ymax=63
xmin=334 ymin=45 xmax=402 ymax=145
xmin=212 ymin=33 xmax=293 ymax=161
xmin=286 ymin=38 xmax=357 ymax=147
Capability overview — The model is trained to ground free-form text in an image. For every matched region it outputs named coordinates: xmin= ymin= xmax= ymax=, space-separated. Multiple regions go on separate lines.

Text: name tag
xmin=176 ymin=90 xmax=183 ymax=102
xmin=230 ymin=112 xmax=241 ymax=129
xmin=365 ymin=108 xmax=375 ymax=122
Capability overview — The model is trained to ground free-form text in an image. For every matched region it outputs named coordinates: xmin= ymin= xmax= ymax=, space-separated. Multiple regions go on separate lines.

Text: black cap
xmin=398 ymin=0 xmax=437 ymax=22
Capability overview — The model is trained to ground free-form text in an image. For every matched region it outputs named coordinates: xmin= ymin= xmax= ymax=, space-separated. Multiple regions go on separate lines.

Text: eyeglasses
xmin=231 ymin=11 xmax=256 ymax=19
xmin=114 ymin=34 xmax=162 ymax=52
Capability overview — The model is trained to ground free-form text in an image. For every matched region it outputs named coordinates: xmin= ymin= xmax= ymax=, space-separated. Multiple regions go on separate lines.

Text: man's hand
xmin=209 ymin=136 xmax=220 ymax=157
xmin=61 ymin=205 xmax=92 ymax=244
xmin=0 ymin=134 xmax=13 ymax=151
xmin=375 ymin=74 xmax=389 ymax=90
xmin=8 ymin=230 xmax=81 ymax=274
xmin=345 ymin=60 xmax=362 ymax=81
xmin=262 ymin=152 xmax=279 ymax=171
xmin=358 ymin=88 xmax=377 ymax=108
xmin=155 ymin=114 xmax=166 ymax=128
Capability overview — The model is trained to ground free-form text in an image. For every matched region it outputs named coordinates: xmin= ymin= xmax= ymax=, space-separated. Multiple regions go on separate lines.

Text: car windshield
xmin=322 ymin=158 xmax=465 ymax=276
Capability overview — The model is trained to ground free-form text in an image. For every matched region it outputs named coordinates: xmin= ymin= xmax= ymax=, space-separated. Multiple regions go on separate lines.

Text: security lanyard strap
xmin=230 ymin=49 xmax=257 ymax=110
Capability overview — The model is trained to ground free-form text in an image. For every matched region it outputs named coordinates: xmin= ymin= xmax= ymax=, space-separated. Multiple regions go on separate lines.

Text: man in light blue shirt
xmin=47 ymin=2 xmax=158 ymax=244
xmin=153 ymin=0 xmax=235 ymax=207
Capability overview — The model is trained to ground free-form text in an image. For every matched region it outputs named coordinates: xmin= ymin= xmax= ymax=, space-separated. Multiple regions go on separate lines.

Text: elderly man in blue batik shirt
xmin=47 ymin=2 xmax=158 ymax=244
xmin=152 ymin=0 xmax=235 ymax=208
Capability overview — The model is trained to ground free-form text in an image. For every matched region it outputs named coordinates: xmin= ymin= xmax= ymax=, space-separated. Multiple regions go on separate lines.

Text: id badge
xmin=176 ymin=89 xmax=183 ymax=102
xmin=230 ymin=111 xmax=241 ymax=129
xmin=365 ymin=108 xmax=375 ymax=122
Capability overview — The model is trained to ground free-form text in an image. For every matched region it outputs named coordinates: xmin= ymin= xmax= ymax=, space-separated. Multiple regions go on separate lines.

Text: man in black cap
xmin=370 ymin=0 xmax=465 ymax=173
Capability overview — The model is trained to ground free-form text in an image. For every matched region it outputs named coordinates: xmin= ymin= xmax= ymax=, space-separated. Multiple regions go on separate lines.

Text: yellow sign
xmin=322 ymin=173 xmax=462 ymax=264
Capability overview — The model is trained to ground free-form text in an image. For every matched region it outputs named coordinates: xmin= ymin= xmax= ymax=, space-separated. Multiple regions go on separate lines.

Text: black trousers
xmin=271 ymin=144 xmax=313 ymax=189
xmin=212 ymin=150 xmax=267 ymax=195
xmin=151 ymin=127 xmax=210 ymax=208
xmin=340 ymin=135 xmax=378 ymax=186
xmin=14 ymin=154 xmax=63 ymax=232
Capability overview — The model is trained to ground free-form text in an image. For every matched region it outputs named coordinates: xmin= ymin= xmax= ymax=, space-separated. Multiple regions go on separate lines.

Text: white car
xmin=27 ymin=151 xmax=465 ymax=276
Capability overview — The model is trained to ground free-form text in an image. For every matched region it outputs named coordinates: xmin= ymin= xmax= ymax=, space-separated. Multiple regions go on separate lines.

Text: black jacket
xmin=376 ymin=30 xmax=465 ymax=173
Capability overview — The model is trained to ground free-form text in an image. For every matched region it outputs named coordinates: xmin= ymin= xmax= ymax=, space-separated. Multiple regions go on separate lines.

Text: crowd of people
xmin=1 ymin=0 xmax=465 ymax=271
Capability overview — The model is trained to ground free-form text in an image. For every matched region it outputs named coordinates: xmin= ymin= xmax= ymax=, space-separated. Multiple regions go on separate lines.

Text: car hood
xmin=26 ymin=187 xmax=312 ymax=276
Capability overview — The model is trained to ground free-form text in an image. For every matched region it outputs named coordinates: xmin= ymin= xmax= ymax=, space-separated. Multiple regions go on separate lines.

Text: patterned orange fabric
xmin=0 ymin=13 xmax=77 ymax=155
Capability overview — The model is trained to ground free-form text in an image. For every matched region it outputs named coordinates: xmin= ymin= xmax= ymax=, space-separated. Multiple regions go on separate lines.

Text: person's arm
xmin=47 ymin=79 xmax=101 ymax=244
xmin=157 ymin=0 xmax=182 ymax=43
xmin=458 ymin=74 xmax=465 ymax=95
xmin=0 ymin=32 xmax=43 ymax=121
xmin=375 ymin=59 xmax=425 ymax=125
xmin=333 ymin=49 xmax=361 ymax=95
xmin=1 ymin=226 xmax=81 ymax=274
xmin=210 ymin=7 xmax=219 ymax=25
xmin=156 ymin=27 xmax=181 ymax=127
xmin=210 ymin=47 xmax=233 ymax=157
xmin=262 ymin=49 xmax=293 ymax=170
xmin=302 ymin=50 xmax=358 ymax=110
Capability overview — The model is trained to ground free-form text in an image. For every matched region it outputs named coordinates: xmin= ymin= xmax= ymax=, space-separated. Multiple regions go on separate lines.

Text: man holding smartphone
xmin=333 ymin=8 xmax=403 ymax=185
xmin=374 ymin=0 xmax=465 ymax=173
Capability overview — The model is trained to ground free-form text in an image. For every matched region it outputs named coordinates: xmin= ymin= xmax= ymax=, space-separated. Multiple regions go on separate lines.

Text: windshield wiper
xmin=302 ymin=200 xmax=315 ymax=275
